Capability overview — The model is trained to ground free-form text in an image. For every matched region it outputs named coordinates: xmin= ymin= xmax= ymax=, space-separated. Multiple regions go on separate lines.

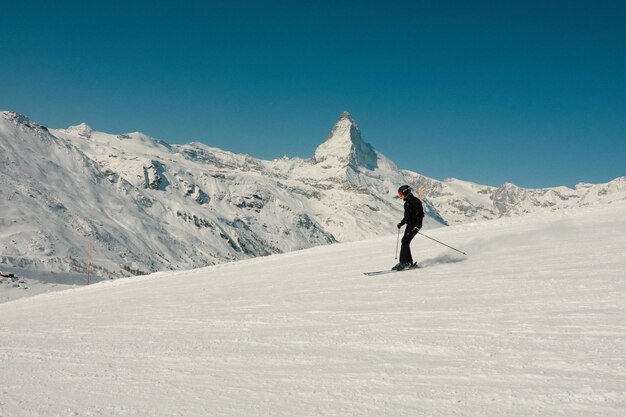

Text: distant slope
xmin=1 ymin=202 xmax=624 ymax=416
xmin=403 ymin=171 xmax=626 ymax=224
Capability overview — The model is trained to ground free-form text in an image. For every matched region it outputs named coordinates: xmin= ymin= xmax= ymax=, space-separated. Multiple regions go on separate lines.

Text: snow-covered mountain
xmin=404 ymin=172 xmax=626 ymax=224
xmin=0 ymin=110 xmax=624 ymax=281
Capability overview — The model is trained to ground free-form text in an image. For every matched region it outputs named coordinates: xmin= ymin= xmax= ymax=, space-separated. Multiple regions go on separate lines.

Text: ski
xmin=363 ymin=264 xmax=420 ymax=276
xmin=363 ymin=270 xmax=398 ymax=276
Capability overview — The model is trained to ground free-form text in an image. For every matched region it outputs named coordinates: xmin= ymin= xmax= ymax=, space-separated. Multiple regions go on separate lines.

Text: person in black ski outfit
xmin=393 ymin=185 xmax=424 ymax=270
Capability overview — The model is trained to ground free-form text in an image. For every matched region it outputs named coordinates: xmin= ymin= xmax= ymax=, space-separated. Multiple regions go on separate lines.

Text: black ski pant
xmin=400 ymin=227 xmax=419 ymax=264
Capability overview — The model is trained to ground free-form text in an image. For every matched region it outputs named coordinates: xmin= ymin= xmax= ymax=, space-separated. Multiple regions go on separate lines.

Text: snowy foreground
xmin=1 ymin=204 xmax=625 ymax=416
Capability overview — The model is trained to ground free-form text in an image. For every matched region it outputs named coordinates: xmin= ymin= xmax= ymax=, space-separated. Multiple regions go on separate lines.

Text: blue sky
xmin=1 ymin=0 xmax=624 ymax=188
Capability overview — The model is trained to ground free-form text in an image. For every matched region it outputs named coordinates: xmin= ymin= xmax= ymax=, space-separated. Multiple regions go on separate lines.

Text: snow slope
xmin=1 ymin=202 xmax=624 ymax=416
xmin=403 ymin=172 xmax=626 ymax=224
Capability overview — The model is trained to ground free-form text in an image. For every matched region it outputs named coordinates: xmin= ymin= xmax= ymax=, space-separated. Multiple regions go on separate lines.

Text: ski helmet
xmin=398 ymin=185 xmax=412 ymax=198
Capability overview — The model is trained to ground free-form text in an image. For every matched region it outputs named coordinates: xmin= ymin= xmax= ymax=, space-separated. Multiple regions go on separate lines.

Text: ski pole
xmin=395 ymin=227 xmax=401 ymax=259
xmin=418 ymin=231 xmax=467 ymax=256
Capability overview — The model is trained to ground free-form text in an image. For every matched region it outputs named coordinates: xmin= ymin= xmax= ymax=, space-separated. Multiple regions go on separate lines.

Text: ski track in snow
xmin=1 ymin=204 xmax=625 ymax=416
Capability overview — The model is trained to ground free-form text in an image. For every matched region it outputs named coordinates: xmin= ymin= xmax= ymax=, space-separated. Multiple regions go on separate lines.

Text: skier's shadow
xmin=420 ymin=253 xmax=466 ymax=268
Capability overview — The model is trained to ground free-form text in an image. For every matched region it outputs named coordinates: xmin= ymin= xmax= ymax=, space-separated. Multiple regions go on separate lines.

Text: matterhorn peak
xmin=313 ymin=111 xmax=378 ymax=170
xmin=339 ymin=110 xmax=355 ymax=123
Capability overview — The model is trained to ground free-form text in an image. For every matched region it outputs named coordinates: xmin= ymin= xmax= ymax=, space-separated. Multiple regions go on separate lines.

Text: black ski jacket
xmin=399 ymin=193 xmax=424 ymax=230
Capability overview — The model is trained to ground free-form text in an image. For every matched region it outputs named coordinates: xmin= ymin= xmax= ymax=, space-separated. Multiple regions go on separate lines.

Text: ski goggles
xmin=397 ymin=191 xmax=404 ymax=198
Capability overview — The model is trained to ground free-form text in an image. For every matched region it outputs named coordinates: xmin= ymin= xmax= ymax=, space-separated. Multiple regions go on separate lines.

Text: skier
xmin=393 ymin=185 xmax=424 ymax=270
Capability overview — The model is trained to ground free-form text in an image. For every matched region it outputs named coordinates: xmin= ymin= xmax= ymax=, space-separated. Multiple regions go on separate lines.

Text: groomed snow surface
xmin=1 ymin=203 xmax=625 ymax=416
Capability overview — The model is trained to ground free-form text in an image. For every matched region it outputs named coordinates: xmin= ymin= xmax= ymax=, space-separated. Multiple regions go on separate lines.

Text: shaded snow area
xmin=0 ymin=268 xmax=83 ymax=303
xmin=1 ymin=203 xmax=625 ymax=416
